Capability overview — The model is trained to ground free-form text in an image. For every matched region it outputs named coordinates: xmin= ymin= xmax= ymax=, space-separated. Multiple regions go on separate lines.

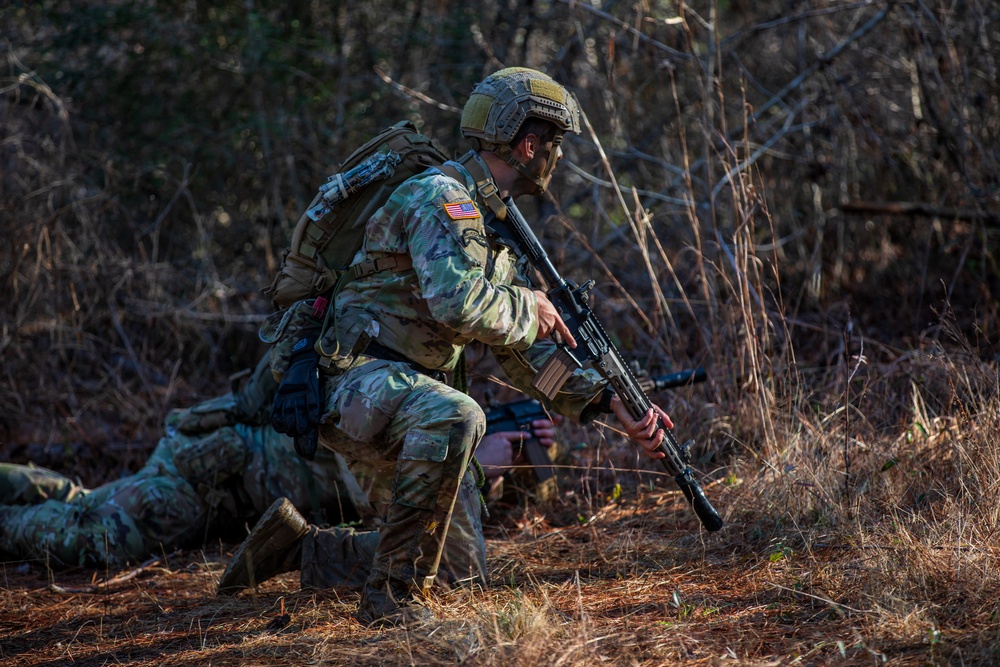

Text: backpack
xmin=264 ymin=120 xmax=451 ymax=308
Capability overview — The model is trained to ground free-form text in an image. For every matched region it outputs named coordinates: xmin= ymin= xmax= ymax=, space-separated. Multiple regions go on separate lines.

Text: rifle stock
xmin=488 ymin=199 xmax=724 ymax=532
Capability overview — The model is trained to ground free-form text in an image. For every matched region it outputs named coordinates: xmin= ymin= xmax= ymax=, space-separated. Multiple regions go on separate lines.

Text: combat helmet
xmin=461 ymin=67 xmax=580 ymax=193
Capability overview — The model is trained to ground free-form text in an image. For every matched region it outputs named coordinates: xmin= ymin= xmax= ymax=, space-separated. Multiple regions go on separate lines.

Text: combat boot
xmin=217 ymin=497 xmax=309 ymax=595
xmin=356 ymin=579 xmax=436 ymax=628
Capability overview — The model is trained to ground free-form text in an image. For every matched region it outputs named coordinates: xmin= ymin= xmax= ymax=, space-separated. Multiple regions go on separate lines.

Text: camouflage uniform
xmin=0 ymin=452 xmax=206 ymax=569
xmin=0 ymin=358 xmax=361 ymax=570
xmin=0 ymin=361 xmax=494 ymax=585
xmin=262 ymin=152 xmax=607 ymax=614
xmin=0 ymin=425 xmax=367 ymax=570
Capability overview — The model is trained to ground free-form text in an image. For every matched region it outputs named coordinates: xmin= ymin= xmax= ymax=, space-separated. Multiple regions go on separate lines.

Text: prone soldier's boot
xmin=217 ymin=497 xmax=309 ymax=595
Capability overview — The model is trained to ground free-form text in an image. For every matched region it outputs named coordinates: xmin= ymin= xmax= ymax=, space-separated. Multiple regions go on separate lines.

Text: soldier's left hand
xmin=610 ymin=395 xmax=673 ymax=459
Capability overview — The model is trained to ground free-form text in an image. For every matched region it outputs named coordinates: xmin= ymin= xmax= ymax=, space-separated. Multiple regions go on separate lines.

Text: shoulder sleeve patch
xmin=442 ymin=200 xmax=481 ymax=220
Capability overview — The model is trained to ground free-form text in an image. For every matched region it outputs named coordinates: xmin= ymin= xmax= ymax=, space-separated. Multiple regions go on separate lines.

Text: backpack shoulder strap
xmin=445 ymin=151 xmax=508 ymax=220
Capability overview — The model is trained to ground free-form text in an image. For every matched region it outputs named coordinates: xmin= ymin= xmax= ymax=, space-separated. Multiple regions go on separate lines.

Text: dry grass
xmin=4 ymin=2 xmax=1000 ymax=665
xmin=6 ymin=373 xmax=1000 ymax=666
xmin=5 ymin=447 xmax=1000 ymax=667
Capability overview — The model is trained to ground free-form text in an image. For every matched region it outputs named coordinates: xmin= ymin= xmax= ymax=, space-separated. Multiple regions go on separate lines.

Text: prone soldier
xmin=0 ymin=356 xmax=556 ymax=572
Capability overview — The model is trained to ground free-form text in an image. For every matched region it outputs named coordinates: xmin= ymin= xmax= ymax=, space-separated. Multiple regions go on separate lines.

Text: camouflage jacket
xmin=263 ymin=152 xmax=607 ymax=422
xmin=333 ymin=155 xmax=538 ymax=372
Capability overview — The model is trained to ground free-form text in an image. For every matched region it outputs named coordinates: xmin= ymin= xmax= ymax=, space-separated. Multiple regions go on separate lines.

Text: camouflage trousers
xmin=299 ymin=469 xmax=485 ymax=589
xmin=0 ymin=451 xmax=205 ymax=569
xmin=0 ymin=424 xmax=357 ymax=570
xmin=315 ymin=357 xmax=486 ymax=609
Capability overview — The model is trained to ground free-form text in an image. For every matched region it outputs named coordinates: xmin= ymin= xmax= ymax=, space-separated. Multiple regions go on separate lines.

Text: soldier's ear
xmin=512 ymin=133 xmax=539 ymax=161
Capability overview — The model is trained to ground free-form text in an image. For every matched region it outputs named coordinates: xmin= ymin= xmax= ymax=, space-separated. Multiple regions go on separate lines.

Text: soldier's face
xmin=527 ymin=135 xmax=564 ymax=188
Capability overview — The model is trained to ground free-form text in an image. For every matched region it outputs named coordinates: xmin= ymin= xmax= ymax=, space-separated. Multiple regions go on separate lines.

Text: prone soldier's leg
xmin=0 ymin=470 xmax=204 ymax=569
xmin=0 ymin=480 xmax=149 ymax=569
xmin=0 ymin=462 xmax=85 ymax=505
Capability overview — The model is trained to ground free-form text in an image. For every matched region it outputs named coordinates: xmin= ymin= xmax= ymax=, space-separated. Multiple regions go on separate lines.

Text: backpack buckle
xmin=477 ymin=179 xmax=499 ymax=200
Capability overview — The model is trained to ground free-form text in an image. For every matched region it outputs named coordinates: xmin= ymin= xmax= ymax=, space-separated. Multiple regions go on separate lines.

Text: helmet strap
xmin=467 ymin=134 xmax=561 ymax=196
xmin=538 ymin=133 xmax=563 ymax=183
xmin=502 ymin=136 xmax=562 ymax=196
xmin=505 ymin=155 xmax=547 ymax=196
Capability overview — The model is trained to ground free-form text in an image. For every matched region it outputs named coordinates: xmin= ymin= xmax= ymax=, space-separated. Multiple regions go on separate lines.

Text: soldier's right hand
xmin=476 ymin=431 xmax=525 ymax=480
xmin=533 ymin=290 xmax=577 ymax=348
xmin=270 ymin=338 xmax=323 ymax=453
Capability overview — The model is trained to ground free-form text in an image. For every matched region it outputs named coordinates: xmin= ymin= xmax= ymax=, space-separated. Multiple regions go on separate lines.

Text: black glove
xmin=294 ymin=430 xmax=319 ymax=461
xmin=271 ymin=338 xmax=322 ymax=456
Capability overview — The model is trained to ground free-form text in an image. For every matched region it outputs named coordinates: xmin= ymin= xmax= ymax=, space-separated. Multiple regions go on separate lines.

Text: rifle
xmin=483 ymin=398 xmax=558 ymax=487
xmin=487 ymin=198 xmax=724 ymax=532
xmin=484 ymin=368 xmax=708 ymax=486
xmin=638 ymin=367 xmax=708 ymax=394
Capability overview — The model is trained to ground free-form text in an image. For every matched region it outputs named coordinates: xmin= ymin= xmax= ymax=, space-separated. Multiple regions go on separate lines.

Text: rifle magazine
xmin=531 ymin=347 xmax=580 ymax=399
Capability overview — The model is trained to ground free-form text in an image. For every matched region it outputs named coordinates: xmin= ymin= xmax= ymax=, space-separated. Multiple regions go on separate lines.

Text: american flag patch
xmin=442 ymin=200 xmax=480 ymax=220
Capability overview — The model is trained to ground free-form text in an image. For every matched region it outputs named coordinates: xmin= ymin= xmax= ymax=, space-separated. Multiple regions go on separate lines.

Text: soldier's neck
xmin=478 ymin=151 xmax=534 ymax=200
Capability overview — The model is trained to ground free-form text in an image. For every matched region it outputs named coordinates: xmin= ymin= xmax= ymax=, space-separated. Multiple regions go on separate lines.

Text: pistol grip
xmin=521 ymin=438 xmax=556 ymax=484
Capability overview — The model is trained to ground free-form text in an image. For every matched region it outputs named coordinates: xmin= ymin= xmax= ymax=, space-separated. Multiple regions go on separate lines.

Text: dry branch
xmin=47 ymin=553 xmax=177 ymax=594
xmin=841 ymin=200 xmax=1000 ymax=225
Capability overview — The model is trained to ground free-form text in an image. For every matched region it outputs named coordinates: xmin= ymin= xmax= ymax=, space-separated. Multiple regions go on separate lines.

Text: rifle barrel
xmin=650 ymin=367 xmax=707 ymax=390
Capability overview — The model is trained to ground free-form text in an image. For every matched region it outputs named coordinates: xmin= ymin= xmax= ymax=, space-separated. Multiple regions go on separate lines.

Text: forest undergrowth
xmin=3 ymin=0 xmax=999 ymax=664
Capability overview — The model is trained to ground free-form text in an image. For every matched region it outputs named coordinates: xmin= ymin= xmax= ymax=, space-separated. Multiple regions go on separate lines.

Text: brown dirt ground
xmin=0 ymin=491 xmax=970 ymax=667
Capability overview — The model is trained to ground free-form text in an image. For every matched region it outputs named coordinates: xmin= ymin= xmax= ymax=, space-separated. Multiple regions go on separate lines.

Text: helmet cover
xmin=461 ymin=67 xmax=581 ymax=147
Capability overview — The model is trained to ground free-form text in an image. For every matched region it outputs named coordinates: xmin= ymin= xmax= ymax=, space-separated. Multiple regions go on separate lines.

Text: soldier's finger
xmin=556 ymin=316 xmax=577 ymax=348
xmin=630 ymin=409 xmax=660 ymax=440
xmin=652 ymin=403 xmax=674 ymax=429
